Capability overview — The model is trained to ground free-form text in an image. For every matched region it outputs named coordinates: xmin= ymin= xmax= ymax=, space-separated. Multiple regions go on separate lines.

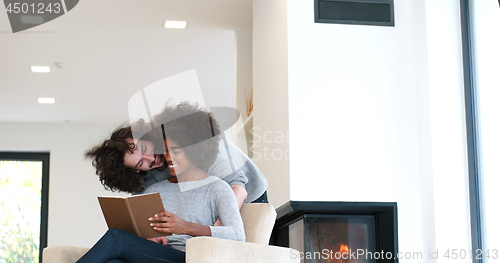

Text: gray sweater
xmin=141 ymin=140 xmax=268 ymax=203
xmin=143 ymin=176 xmax=245 ymax=251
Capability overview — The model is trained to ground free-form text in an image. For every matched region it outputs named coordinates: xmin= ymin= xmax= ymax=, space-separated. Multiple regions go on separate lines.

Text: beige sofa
xmin=43 ymin=203 xmax=299 ymax=263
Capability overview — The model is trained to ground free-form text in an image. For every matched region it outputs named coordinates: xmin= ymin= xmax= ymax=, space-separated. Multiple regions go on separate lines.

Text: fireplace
xmin=271 ymin=201 xmax=398 ymax=263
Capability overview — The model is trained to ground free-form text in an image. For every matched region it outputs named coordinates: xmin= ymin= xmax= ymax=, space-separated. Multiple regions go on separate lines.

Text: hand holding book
xmin=100 ymin=193 xmax=213 ymax=238
xmin=149 ymin=210 xmax=189 ymax=235
xmin=98 ymin=193 xmax=168 ymax=238
xmin=150 ymin=210 xmax=212 ymax=237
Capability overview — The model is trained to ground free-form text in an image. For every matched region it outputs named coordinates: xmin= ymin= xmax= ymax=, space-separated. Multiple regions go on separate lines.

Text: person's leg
xmin=76 ymin=228 xmax=185 ymax=263
xmin=251 ymin=191 xmax=268 ymax=203
xmin=105 ymin=260 xmax=127 ymax=263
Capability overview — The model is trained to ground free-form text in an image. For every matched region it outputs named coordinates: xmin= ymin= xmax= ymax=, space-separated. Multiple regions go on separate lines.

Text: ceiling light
xmin=38 ymin=97 xmax=55 ymax=104
xmin=31 ymin=66 xmax=51 ymax=73
xmin=164 ymin=21 xmax=187 ymax=29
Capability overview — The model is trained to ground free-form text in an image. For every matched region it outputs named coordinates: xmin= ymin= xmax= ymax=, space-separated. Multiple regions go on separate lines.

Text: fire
xmin=339 ymin=244 xmax=349 ymax=254
xmin=326 ymin=244 xmax=349 ymax=263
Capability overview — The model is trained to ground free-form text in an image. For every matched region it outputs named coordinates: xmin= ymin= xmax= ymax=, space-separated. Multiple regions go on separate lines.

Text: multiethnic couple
xmin=77 ymin=101 xmax=268 ymax=263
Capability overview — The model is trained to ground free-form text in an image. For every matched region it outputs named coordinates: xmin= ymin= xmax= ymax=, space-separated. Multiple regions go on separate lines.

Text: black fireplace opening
xmin=271 ymin=201 xmax=398 ymax=263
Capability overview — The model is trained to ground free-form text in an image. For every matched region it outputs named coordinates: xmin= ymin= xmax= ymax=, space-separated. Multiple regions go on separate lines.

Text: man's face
xmin=123 ymin=138 xmax=166 ymax=172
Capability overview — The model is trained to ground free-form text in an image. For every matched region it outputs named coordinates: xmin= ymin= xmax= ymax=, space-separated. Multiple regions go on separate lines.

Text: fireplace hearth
xmin=271 ymin=201 xmax=398 ymax=263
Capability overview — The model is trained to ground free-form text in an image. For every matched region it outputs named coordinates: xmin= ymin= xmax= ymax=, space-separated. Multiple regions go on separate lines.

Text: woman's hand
xmin=147 ymin=236 xmax=168 ymax=245
xmin=149 ymin=211 xmax=188 ymax=235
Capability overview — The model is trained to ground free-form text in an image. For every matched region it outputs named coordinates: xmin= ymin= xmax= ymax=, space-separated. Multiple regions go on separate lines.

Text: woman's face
xmin=163 ymin=138 xmax=196 ymax=177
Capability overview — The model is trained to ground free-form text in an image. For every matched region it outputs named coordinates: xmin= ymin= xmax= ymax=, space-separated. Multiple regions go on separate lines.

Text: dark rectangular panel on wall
xmin=315 ymin=0 xmax=395 ymax=27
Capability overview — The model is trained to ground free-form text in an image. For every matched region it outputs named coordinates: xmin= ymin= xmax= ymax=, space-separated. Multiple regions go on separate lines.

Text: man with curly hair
xmin=86 ymin=102 xmax=268 ymax=209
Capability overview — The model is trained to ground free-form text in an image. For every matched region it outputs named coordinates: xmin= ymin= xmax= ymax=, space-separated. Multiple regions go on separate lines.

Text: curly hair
xmin=85 ymin=104 xmax=221 ymax=193
xmin=85 ymin=124 xmax=147 ymax=193
xmin=153 ymin=102 xmax=221 ymax=170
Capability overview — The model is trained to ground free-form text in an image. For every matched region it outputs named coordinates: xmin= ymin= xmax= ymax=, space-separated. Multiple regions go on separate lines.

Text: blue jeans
xmin=251 ymin=191 xmax=268 ymax=203
xmin=76 ymin=228 xmax=185 ymax=263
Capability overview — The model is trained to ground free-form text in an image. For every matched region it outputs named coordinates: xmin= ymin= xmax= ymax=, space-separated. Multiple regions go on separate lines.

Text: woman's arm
xmin=148 ymin=181 xmax=244 ymax=241
xmin=212 ymin=184 xmax=247 ymax=226
xmin=208 ymin=182 xmax=245 ymax=241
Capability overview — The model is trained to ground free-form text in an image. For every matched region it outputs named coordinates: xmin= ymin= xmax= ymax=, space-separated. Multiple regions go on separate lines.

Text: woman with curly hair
xmin=77 ymin=103 xmax=245 ymax=263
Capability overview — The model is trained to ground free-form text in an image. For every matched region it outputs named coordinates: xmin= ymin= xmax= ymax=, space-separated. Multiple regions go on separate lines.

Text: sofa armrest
xmin=185 ymin=237 xmax=299 ymax=263
xmin=43 ymin=245 xmax=90 ymax=263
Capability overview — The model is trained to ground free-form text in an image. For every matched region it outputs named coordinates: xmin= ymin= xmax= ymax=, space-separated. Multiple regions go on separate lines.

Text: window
xmin=0 ymin=152 xmax=49 ymax=263
xmin=461 ymin=1 xmax=500 ymax=262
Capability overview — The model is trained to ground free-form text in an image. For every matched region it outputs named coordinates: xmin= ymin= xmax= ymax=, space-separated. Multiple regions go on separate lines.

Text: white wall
xmin=235 ymin=27 xmax=253 ymax=121
xmin=413 ymin=0 xmax=438 ymax=260
xmin=287 ymin=0 xmax=417 ymax=203
xmin=472 ymin=0 xmax=500 ymax=259
xmin=254 ymin=0 xmax=472 ymax=261
xmin=234 ymin=28 xmax=253 ymax=153
xmin=287 ymin=0 xmax=425 ymax=258
xmin=253 ymin=0 xmax=290 ymax=208
xmin=0 ymin=122 xmax=129 ymax=248
xmin=424 ymin=0 xmax=471 ymax=261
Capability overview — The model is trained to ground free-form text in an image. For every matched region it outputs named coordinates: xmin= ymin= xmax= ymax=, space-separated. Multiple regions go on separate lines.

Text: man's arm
xmin=230 ymin=184 xmax=247 ymax=209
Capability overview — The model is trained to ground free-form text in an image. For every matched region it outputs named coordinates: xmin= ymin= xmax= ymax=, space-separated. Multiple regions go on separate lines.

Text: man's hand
xmin=147 ymin=236 xmax=168 ymax=245
xmin=213 ymin=219 xmax=223 ymax=226
xmin=149 ymin=210 xmax=188 ymax=235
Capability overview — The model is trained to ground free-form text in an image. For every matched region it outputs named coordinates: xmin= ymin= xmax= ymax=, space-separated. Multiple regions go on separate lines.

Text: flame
xmin=339 ymin=244 xmax=349 ymax=254
xmin=326 ymin=244 xmax=350 ymax=263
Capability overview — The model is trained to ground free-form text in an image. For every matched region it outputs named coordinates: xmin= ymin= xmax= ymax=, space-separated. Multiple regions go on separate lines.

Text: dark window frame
xmin=0 ymin=152 xmax=50 ymax=263
xmin=459 ymin=0 xmax=483 ymax=262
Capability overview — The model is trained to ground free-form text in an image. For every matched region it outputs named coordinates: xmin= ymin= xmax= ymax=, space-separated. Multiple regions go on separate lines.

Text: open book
xmin=98 ymin=193 xmax=168 ymax=238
